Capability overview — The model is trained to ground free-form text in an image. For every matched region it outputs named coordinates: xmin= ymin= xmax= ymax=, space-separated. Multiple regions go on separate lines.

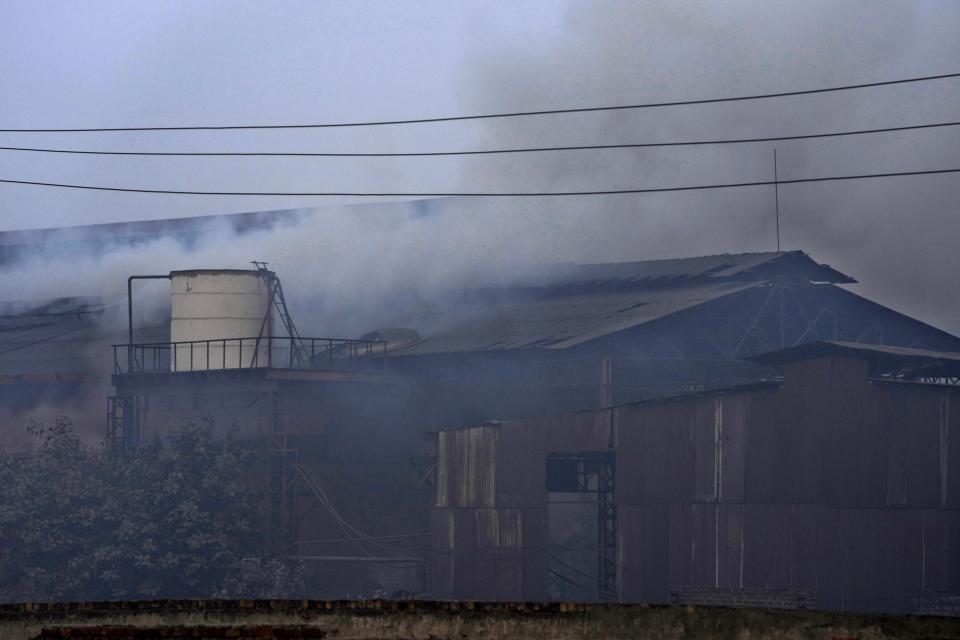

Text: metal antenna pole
xmin=774 ymin=148 xmax=781 ymax=252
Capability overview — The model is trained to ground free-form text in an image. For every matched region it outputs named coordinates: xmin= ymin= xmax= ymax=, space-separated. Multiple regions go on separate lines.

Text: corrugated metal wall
xmin=431 ymin=354 xmax=960 ymax=611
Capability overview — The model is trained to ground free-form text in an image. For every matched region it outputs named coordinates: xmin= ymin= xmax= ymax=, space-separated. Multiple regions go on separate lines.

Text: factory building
xmin=431 ymin=341 xmax=960 ymax=613
xmin=5 ymin=210 xmax=960 ymax=600
xmin=104 ymin=249 xmax=960 ymax=598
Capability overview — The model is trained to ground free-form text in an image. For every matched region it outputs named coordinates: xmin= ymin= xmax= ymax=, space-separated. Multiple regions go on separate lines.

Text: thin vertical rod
xmin=773 ymin=148 xmax=781 ymax=252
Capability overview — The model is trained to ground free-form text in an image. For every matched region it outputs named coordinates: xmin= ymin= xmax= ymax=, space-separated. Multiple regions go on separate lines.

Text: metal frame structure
xmin=545 ymin=451 xmax=617 ymax=602
xmin=106 ymin=395 xmax=139 ymax=452
xmin=112 ymin=336 xmax=386 ymax=375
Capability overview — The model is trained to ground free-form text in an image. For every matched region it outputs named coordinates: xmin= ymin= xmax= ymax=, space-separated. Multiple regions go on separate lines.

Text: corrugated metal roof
xmin=389 ymin=280 xmax=763 ymax=356
xmin=0 ymin=296 xmax=174 ymax=377
xmin=749 ymin=340 xmax=960 ymax=367
xmin=0 ymin=298 xmax=105 ymax=375
xmin=382 ymin=251 xmax=855 ymax=357
xmin=488 ymin=250 xmax=854 ymax=290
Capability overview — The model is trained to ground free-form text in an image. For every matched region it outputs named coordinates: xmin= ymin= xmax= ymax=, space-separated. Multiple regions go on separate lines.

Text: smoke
xmin=2 ymin=2 xmax=960 ymax=369
xmin=0 ymin=198 xmax=612 ymax=337
xmin=454 ymin=0 xmax=960 ymax=333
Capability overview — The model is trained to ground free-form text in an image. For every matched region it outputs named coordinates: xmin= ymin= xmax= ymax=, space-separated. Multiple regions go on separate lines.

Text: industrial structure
xmin=432 ymin=341 xmax=960 ymax=613
xmin=101 ymin=247 xmax=960 ymax=600
xmin=5 ymin=210 xmax=960 ymax=603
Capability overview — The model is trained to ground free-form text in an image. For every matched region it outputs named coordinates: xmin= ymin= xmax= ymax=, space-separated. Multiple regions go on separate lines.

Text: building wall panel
xmin=717 ymin=504 xmax=743 ymax=588
xmin=690 ymin=503 xmax=716 ymax=587
xmin=857 ymin=383 xmax=888 ymax=507
xmin=719 ymin=395 xmax=747 ymax=503
xmin=799 ymin=357 xmax=830 ymax=504
xmin=883 ymin=386 xmax=910 ymax=508
xmin=905 ymin=388 xmax=942 ymax=508
xmin=743 ymin=389 xmax=778 ymax=503
xmin=946 ymin=395 xmax=960 ymax=508
xmin=692 ymin=399 xmax=718 ymax=502
xmin=742 ymin=504 xmax=790 ymax=589
xmin=789 ymin=504 xmax=818 ymax=590
xmin=667 ymin=503 xmax=693 ymax=591
xmin=618 ymin=504 xmax=669 ymax=603
xmin=432 ymin=353 xmax=960 ymax=607
xmin=823 ymin=357 xmax=865 ymax=506
xmin=921 ymin=509 xmax=948 ymax=591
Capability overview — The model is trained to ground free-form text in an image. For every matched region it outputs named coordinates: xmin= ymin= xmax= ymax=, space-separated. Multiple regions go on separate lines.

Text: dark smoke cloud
xmin=455 ymin=0 xmax=960 ymax=333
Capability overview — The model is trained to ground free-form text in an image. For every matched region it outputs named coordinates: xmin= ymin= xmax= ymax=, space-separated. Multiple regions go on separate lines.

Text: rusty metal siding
xmin=947 ymin=395 xmax=960 ymax=508
xmin=431 ymin=352 xmax=960 ymax=607
xmin=798 ymin=357 xmax=831 ymax=504
xmin=436 ymin=426 xmax=499 ymax=508
xmin=824 ymin=356 xmax=865 ymax=507
xmin=905 ymin=388 xmax=942 ymax=508
xmin=741 ymin=505 xmax=777 ymax=589
xmin=430 ymin=509 xmax=455 ymax=597
xmin=690 ymin=503 xmax=716 ymax=587
xmin=858 ymin=382 xmax=888 ymax=507
xmin=474 ymin=508 xmax=523 ymax=600
xmin=716 ymin=505 xmax=743 ymax=588
xmin=618 ymin=504 xmax=669 ymax=603
xmin=692 ymin=399 xmax=718 ymax=501
xmin=667 ymin=503 xmax=693 ymax=590
xmin=789 ymin=505 xmax=818 ymax=590
xmin=719 ymin=395 xmax=747 ymax=503
xmin=743 ymin=388 xmax=779 ymax=503
xmin=883 ymin=385 xmax=910 ymax=507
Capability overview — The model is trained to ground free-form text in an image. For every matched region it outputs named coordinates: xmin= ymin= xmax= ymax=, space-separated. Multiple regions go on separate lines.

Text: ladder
xmin=251 ymin=261 xmax=309 ymax=367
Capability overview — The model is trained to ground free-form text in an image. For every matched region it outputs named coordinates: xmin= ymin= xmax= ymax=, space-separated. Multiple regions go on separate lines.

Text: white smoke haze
xmin=1 ymin=0 xmax=960 ymax=335
xmin=1 ymin=1 xmax=960 ymax=454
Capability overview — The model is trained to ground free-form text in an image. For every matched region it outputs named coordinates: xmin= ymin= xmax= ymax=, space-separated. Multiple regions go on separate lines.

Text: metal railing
xmin=113 ymin=336 xmax=387 ymax=374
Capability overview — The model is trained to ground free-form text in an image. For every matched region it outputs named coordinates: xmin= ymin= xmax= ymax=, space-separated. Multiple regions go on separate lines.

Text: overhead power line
xmin=1 ymin=120 xmax=958 ymax=157
xmin=1 ymin=71 xmax=958 ymax=132
xmin=1 ymin=167 xmax=957 ymax=197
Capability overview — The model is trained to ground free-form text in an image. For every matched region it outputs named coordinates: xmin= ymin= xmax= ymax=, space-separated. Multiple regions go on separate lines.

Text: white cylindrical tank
xmin=169 ymin=269 xmax=273 ymax=371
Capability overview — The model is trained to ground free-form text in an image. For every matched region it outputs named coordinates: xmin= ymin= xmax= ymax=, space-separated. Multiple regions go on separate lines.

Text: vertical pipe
xmin=127 ymin=278 xmax=133 ymax=372
xmin=599 ymin=357 xmax=613 ymax=408
xmin=127 ymin=274 xmax=170 ymax=372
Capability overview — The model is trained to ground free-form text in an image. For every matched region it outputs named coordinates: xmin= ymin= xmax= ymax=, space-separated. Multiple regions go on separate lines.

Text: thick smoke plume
xmin=3 ymin=2 xmax=960 ymax=448
xmin=455 ymin=0 xmax=960 ymax=334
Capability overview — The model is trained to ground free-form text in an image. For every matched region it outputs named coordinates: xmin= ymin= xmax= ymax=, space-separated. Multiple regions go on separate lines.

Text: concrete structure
xmin=431 ymin=341 xmax=960 ymax=613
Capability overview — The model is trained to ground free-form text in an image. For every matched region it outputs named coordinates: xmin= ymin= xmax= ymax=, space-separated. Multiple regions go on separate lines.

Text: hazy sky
xmin=2 ymin=1 xmax=960 ymax=332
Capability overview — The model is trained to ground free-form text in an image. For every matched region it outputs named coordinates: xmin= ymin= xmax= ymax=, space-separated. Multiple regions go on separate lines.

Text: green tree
xmin=0 ymin=417 xmax=299 ymax=602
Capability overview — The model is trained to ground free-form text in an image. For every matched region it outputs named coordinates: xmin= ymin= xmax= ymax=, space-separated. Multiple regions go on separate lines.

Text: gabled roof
xmin=503 ymin=250 xmax=854 ymax=290
xmin=387 ymin=251 xmax=853 ymax=357
xmin=388 ymin=280 xmax=763 ymax=356
xmin=749 ymin=340 xmax=960 ymax=378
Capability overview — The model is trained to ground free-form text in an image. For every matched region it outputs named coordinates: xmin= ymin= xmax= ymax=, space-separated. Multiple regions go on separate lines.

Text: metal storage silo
xmin=169 ymin=269 xmax=273 ymax=371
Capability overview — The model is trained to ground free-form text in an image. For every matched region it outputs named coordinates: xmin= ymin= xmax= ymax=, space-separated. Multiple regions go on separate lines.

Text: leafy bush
xmin=0 ymin=417 xmax=301 ymax=602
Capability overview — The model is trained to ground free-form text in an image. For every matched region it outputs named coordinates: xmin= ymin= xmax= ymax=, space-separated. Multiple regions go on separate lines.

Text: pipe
xmin=127 ymin=274 xmax=170 ymax=372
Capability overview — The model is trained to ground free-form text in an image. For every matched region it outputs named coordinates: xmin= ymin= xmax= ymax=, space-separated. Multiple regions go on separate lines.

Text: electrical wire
xmin=1 ymin=167 xmax=958 ymax=197
xmin=1 ymin=71 xmax=958 ymax=132
xmin=1 ymin=120 xmax=958 ymax=157
xmin=293 ymin=463 xmax=425 ymax=555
